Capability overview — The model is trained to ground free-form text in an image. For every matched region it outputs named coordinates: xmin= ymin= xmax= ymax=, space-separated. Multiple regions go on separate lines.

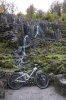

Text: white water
xmin=13 ymin=17 xmax=16 ymax=24
xmin=35 ymin=25 xmax=39 ymax=38
xmin=23 ymin=35 xmax=29 ymax=55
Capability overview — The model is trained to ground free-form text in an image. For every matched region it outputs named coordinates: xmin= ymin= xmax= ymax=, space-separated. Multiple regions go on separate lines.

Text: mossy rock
xmin=54 ymin=74 xmax=66 ymax=95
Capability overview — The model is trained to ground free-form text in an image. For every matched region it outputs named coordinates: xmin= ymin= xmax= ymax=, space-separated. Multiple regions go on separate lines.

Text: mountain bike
xmin=8 ymin=64 xmax=50 ymax=90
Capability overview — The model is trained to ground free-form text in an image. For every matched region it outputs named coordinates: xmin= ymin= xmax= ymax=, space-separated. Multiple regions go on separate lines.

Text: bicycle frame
xmin=15 ymin=67 xmax=38 ymax=83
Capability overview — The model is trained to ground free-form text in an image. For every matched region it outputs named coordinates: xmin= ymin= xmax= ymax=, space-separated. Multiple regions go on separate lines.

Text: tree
xmin=17 ymin=12 xmax=25 ymax=19
xmin=8 ymin=3 xmax=15 ymax=14
xmin=44 ymin=12 xmax=53 ymax=21
xmin=63 ymin=0 xmax=66 ymax=13
xmin=0 ymin=5 xmax=4 ymax=13
xmin=26 ymin=4 xmax=36 ymax=19
xmin=0 ymin=0 xmax=7 ymax=13
xmin=17 ymin=12 xmax=24 ymax=17
xmin=50 ymin=1 xmax=62 ymax=16
xmin=0 ymin=0 xmax=15 ymax=14
xmin=37 ymin=10 xmax=44 ymax=19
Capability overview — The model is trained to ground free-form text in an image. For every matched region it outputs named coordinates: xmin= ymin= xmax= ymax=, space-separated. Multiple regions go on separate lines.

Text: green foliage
xmin=25 ymin=40 xmax=66 ymax=74
xmin=0 ymin=42 xmax=17 ymax=70
xmin=25 ymin=4 xmax=60 ymax=21
xmin=44 ymin=12 xmax=59 ymax=21
xmin=61 ymin=13 xmax=66 ymax=20
xmin=50 ymin=1 xmax=61 ymax=16
xmin=26 ymin=4 xmax=36 ymax=19
xmin=17 ymin=12 xmax=25 ymax=17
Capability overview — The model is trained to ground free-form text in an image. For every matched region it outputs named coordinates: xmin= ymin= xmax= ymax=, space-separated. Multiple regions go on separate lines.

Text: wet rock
xmin=17 ymin=46 xmax=22 ymax=55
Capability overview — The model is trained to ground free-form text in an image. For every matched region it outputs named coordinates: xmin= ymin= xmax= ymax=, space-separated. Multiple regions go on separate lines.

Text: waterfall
xmin=35 ymin=25 xmax=39 ymax=38
xmin=13 ymin=17 xmax=16 ymax=24
xmin=23 ymin=35 xmax=29 ymax=55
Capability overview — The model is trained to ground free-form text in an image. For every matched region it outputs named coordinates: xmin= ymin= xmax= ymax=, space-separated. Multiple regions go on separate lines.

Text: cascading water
xmin=13 ymin=17 xmax=16 ymax=24
xmin=14 ymin=34 xmax=30 ymax=68
xmin=34 ymin=24 xmax=44 ymax=38
xmin=14 ymin=21 xmax=62 ymax=69
xmin=35 ymin=25 xmax=39 ymax=38
xmin=23 ymin=35 xmax=29 ymax=55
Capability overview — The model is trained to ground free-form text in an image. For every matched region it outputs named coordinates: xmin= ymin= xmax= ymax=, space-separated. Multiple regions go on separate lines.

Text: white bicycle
xmin=8 ymin=64 xmax=49 ymax=90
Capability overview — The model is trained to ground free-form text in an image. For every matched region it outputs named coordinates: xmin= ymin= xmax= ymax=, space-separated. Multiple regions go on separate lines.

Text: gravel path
xmin=5 ymin=86 xmax=66 ymax=100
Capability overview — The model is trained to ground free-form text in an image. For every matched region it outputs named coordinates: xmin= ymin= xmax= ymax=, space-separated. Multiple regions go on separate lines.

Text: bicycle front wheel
xmin=36 ymin=73 xmax=49 ymax=89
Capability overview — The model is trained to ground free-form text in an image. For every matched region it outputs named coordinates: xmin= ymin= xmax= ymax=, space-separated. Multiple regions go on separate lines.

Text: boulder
xmin=54 ymin=74 xmax=66 ymax=95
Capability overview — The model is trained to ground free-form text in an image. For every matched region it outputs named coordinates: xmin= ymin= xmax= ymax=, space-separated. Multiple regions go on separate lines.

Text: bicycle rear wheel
xmin=8 ymin=73 xmax=23 ymax=90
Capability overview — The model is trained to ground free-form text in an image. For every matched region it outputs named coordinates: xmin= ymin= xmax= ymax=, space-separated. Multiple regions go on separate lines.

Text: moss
xmin=0 ymin=42 xmax=17 ymax=70
xmin=0 ymin=54 xmax=17 ymax=69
